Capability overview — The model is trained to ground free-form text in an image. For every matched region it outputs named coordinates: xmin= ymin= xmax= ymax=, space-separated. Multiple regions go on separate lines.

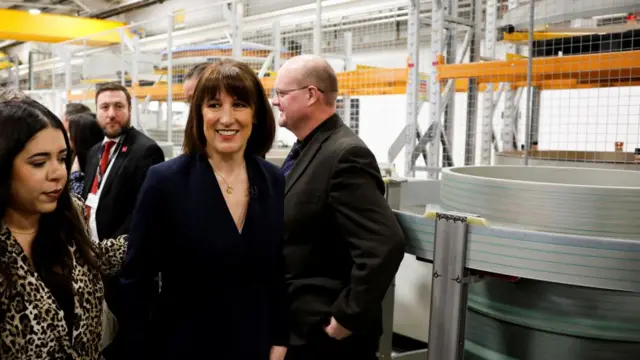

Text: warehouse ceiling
xmin=0 ymin=0 xmax=117 ymax=16
xmin=0 ymin=0 xmax=165 ymax=49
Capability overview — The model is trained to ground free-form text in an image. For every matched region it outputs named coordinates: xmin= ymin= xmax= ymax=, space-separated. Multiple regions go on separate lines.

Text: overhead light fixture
xmin=28 ymin=9 xmax=41 ymax=15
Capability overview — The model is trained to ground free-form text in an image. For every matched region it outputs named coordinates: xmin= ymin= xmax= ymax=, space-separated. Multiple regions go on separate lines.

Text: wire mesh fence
xmin=489 ymin=0 xmax=640 ymax=170
xmin=11 ymin=0 xmax=639 ymax=173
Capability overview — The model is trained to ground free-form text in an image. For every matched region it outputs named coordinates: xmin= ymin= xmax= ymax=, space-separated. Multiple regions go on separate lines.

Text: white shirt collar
xmin=103 ymin=135 xmax=121 ymax=144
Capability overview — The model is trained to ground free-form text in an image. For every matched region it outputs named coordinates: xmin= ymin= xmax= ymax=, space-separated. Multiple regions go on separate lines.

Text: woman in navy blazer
xmin=119 ymin=60 xmax=288 ymax=360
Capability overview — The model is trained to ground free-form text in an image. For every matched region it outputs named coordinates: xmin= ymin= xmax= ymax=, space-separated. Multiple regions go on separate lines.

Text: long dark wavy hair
xmin=0 ymin=98 xmax=102 ymax=289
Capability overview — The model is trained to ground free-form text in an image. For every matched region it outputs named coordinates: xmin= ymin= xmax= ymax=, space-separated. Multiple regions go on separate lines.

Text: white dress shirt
xmin=89 ymin=136 xmax=121 ymax=242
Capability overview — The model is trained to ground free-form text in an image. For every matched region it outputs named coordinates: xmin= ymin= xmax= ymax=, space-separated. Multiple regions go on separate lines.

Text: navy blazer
xmin=119 ymin=152 xmax=288 ymax=359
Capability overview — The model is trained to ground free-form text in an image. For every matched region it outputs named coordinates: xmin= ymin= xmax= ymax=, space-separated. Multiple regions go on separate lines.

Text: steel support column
xmin=378 ymin=179 xmax=404 ymax=359
xmin=131 ymin=35 xmax=140 ymax=129
xmin=426 ymin=0 xmax=444 ymax=179
xmin=404 ymin=0 xmax=420 ymax=177
xmin=442 ymin=0 xmax=457 ymax=168
xmin=227 ymin=1 xmax=243 ymax=59
xmin=481 ymin=0 xmax=497 ymax=165
xmin=427 ymin=212 xmax=471 ymax=360
xmin=314 ymin=0 xmax=322 ymax=56
xmin=464 ymin=0 xmax=481 ymax=165
xmin=528 ymin=87 xmax=541 ymax=149
xmin=119 ymin=28 xmax=126 ymax=86
xmin=343 ymin=31 xmax=353 ymax=129
xmin=344 ymin=31 xmax=353 ymax=71
xmin=272 ymin=20 xmax=281 ymax=147
xmin=523 ymin=0 xmax=535 ymax=165
xmin=63 ymin=49 xmax=71 ymax=93
xmin=11 ymin=56 xmax=19 ymax=89
xmin=502 ymin=0 xmax=520 ymax=152
xmin=28 ymin=51 xmax=34 ymax=90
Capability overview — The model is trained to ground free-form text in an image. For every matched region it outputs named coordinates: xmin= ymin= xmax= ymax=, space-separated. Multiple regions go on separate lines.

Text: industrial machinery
xmin=495 ymin=150 xmax=640 ymax=171
xmin=385 ymin=166 xmax=640 ymax=359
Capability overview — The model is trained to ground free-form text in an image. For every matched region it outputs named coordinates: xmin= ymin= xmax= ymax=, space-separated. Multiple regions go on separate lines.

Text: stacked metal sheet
xmin=440 ymin=166 xmax=640 ymax=359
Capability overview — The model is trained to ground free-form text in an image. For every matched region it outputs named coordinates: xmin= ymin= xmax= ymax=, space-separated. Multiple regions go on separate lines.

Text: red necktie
xmin=86 ymin=140 xmax=116 ymax=219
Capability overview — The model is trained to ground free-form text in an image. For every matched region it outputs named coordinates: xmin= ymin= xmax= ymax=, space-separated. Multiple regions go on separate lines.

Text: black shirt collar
xmin=295 ymin=113 xmax=339 ymax=153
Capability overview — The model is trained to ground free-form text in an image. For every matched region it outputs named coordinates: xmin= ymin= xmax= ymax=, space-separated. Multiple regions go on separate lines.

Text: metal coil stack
xmin=440 ymin=166 xmax=640 ymax=359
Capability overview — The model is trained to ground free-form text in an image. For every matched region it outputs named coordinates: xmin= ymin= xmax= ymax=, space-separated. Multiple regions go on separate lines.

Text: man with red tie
xmin=82 ymin=82 xmax=165 ymax=360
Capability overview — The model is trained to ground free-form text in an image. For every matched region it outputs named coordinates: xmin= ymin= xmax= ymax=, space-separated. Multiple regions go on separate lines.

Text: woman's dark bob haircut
xmin=182 ymin=59 xmax=276 ymax=158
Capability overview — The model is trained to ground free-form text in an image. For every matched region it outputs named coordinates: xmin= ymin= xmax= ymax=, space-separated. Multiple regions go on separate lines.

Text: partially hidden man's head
xmin=62 ymin=102 xmax=92 ymax=132
xmin=183 ymin=62 xmax=212 ymax=104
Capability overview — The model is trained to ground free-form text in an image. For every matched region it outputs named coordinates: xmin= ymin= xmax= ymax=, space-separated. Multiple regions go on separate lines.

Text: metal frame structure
xmin=390 ymin=0 xmax=480 ymax=178
xmin=53 ymin=0 xmax=361 ymax=154
xmin=394 ymin=0 xmax=640 ymax=175
xmin=501 ymin=0 xmax=520 ymax=152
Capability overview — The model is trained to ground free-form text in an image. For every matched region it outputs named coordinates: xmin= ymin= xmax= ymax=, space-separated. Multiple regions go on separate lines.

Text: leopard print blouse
xmin=0 ymin=197 xmax=127 ymax=360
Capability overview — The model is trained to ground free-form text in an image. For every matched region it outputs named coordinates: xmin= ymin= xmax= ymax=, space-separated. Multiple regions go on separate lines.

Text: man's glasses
xmin=274 ymin=85 xmax=325 ymax=98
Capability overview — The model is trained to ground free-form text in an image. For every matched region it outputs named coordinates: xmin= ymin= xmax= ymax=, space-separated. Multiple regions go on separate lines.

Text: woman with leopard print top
xmin=0 ymin=97 xmax=127 ymax=360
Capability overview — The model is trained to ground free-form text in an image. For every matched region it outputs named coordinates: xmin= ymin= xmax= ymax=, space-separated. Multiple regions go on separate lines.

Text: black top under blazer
xmin=283 ymin=113 xmax=406 ymax=345
xmin=118 ymin=152 xmax=288 ymax=359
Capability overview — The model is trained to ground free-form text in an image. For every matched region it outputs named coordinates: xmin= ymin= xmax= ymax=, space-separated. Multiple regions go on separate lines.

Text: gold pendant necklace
xmin=215 ymin=171 xmax=234 ymax=194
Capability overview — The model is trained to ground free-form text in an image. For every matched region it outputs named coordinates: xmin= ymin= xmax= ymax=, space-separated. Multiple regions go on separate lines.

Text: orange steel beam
xmin=510 ymin=78 xmax=640 ymax=90
xmin=66 ymin=75 xmax=410 ymax=102
xmin=67 ymin=77 xmax=640 ymax=102
xmin=337 ymin=68 xmax=408 ymax=88
xmin=437 ymin=50 xmax=640 ymax=84
xmin=66 ymin=60 xmax=640 ymax=103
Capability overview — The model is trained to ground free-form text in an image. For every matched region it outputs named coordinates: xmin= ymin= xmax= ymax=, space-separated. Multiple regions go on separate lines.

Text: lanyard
xmin=95 ymin=135 xmax=125 ymax=190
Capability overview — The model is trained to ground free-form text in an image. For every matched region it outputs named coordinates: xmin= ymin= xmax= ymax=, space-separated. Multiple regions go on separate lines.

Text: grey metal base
xmin=393 ymin=349 xmax=428 ymax=359
xmin=465 ymin=310 xmax=640 ymax=360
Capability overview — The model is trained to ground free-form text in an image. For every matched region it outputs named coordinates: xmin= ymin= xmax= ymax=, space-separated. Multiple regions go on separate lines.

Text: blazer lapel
xmin=285 ymin=115 xmax=342 ymax=196
xmin=82 ymin=146 xmax=100 ymax=199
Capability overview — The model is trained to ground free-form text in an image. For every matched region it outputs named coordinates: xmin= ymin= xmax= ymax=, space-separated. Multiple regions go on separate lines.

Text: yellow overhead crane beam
xmin=0 ymin=9 xmax=128 ymax=45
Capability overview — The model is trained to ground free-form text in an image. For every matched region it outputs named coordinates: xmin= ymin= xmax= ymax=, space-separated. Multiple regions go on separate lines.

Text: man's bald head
xmin=280 ymin=55 xmax=338 ymax=106
xmin=274 ymin=55 xmax=340 ymax=139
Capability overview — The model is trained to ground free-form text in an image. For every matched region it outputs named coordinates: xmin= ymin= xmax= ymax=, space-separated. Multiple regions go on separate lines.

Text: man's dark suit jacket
xmin=81 ymin=126 xmax=164 ymax=358
xmin=82 ymin=127 xmax=165 ymax=240
xmin=284 ymin=113 xmax=406 ymax=345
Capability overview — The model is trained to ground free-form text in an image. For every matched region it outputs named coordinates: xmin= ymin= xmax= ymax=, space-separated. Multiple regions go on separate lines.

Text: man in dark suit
xmin=273 ymin=55 xmax=406 ymax=359
xmin=82 ymin=82 xmax=165 ymax=359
